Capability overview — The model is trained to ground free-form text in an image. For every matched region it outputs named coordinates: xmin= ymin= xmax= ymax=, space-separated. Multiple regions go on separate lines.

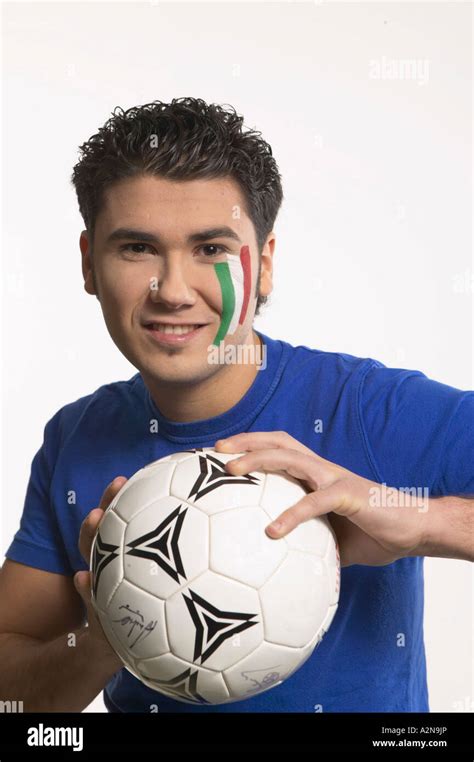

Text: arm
xmin=0 ymin=478 xmax=126 ymax=712
xmin=413 ymin=495 xmax=474 ymax=562
xmin=0 ymin=561 xmax=122 ymax=713
xmin=0 ymin=622 xmax=121 ymax=713
xmin=215 ymin=432 xmax=474 ymax=566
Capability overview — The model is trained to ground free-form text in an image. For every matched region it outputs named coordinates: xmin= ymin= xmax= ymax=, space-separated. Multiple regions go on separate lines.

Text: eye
xmin=197 ymin=244 xmax=229 ymax=258
xmin=119 ymin=243 xmax=154 ymax=255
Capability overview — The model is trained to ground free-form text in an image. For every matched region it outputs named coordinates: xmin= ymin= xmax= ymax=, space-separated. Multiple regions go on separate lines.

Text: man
xmin=1 ymin=97 xmax=472 ymax=713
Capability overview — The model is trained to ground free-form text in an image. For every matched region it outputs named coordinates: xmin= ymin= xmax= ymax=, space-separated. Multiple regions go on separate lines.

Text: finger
xmin=215 ymin=431 xmax=319 ymax=459
xmin=78 ymin=510 xmax=104 ymax=562
xmin=224 ymin=448 xmax=337 ymax=492
xmin=73 ymin=570 xmax=92 ymax=605
xmin=265 ymin=485 xmax=348 ymax=538
xmin=78 ymin=477 xmax=127 ymax=561
xmin=98 ymin=476 xmax=128 ymax=512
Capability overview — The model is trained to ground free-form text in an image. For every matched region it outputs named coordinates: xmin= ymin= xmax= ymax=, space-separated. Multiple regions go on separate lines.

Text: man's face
xmin=80 ymin=174 xmax=274 ymax=386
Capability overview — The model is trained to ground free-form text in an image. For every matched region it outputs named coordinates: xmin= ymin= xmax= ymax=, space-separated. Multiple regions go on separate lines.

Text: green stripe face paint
xmin=212 ymin=246 xmax=252 ymax=347
xmin=213 ymin=262 xmax=236 ymax=345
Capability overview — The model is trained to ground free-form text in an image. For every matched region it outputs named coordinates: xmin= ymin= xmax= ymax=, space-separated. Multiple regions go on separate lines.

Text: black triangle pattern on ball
xmin=151 ymin=667 xmax=210 ymax=704
xmin=126 ymin=504 xmax=188 ymax=583
xmin=188 ymin=453 xmax=260 ymax=502
xmin=183 ymin=588 xmax=259 ymax=665
xmin=92 ymin=533 xmax=119 ymax=597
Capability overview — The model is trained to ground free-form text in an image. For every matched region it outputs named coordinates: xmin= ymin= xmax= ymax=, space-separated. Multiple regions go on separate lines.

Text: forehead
xmin=97 ymin=174 xmax=249 ymax=230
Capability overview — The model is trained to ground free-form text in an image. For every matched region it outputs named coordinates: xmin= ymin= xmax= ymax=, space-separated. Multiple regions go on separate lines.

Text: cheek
xmin=212 ymin=245 xmax=253 ymax=346
xmin=98 ymin=268 xmax=146 ymax=321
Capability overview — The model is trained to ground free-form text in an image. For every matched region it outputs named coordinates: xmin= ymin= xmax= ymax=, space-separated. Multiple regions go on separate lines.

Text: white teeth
xmin=151 ymin=324 xmax=199 ymax=335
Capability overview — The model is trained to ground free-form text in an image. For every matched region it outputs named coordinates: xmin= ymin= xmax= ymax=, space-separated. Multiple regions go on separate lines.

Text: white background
xmin=1 ymin=0 xmax=472 ymax=713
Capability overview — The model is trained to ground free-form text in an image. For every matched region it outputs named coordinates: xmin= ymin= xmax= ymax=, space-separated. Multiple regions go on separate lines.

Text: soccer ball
xmin=90 ymin=448 xmax=340 ymax=705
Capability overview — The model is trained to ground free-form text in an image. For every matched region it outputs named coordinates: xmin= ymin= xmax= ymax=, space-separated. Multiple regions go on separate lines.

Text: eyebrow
xmin=106 ymin=226 xmax=242 ymax=245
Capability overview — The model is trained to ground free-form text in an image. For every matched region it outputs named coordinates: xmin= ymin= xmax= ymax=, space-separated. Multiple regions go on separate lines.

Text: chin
xmin=144 ymin=361 xmax=219 ymax=387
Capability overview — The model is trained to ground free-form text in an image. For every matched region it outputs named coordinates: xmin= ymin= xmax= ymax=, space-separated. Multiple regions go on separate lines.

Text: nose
xmin=150 ymin=257 xmax=196 ymax=309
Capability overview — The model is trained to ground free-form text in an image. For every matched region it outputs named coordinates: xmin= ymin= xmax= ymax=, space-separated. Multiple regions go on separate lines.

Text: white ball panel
xmin=260 ymin=551 xmax=330 ymax=647
xmin=105 ymin=579 xmax=169 ymax=661
xmin=113 ymin=463 xmax=176 ymax=522
xmin=143 ymin=451 xmax=195 ymax=467
xmin=260 ymin=472 xmax=307 ymax=521
xmin=209 ymin=506 xmax=287 ymax=588
xmin=224 ymin=640 xmax=304 ymax=700
xmin=90 ymin=509 xmax=125 ymax=612
xmin=281 ymin=624 xmax=329 ymax=683
xmin=324 ymin=531 xmax=341 ymax=606
xmin=281 ymin=602 xmax=339 ymax=684
xmin=321 ymin=603 xmax=338 ymax=637
xmin=96 ymin=607 xmax=140 ymax=675
xmin=286 ymin=516 xmax=333 ymax=556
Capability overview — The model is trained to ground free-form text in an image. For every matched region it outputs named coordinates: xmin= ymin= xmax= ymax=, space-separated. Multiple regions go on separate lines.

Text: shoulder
xmin=358 ymin=361 xmax=472 ymax=412
xmin=278 ymin=335 xmax=379 ymax=375
xmin=44 ymin=373 xmax=142 ymax=449
xmin=354 ymin=361 xmax=473 ymax=492
xmin=282 ymin=334 xmax=471 ymax=406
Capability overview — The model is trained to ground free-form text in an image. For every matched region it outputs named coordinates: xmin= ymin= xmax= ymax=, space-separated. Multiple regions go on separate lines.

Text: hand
xmin=215 ymin=432 xmax=429 ymax=567
xmin=74 ymin=476 xmax=128 ymax=667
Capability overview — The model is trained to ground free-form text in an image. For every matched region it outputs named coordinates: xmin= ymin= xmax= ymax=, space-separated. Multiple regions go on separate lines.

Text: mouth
xmin=143 ymin=322 xmax=209 ymax=346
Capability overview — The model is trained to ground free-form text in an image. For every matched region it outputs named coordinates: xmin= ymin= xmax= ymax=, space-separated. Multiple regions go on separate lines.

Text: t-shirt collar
xmin=139 ymin=330 xmax=287 ymax=444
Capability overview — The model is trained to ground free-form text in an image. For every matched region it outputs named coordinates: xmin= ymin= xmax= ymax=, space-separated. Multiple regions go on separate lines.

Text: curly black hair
xmin=71 ymin=97 xmax=284 ymax=314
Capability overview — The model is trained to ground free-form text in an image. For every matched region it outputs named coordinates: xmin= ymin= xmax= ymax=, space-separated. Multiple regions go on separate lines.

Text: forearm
xmin=414 ymin=496 xmax=474 ymax=562
xmin=0 ymin=627 xmax=122 ymax=712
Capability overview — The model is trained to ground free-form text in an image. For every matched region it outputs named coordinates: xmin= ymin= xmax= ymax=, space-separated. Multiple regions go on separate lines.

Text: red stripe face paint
xmin=238 ymin=245 xmax=251 ymax=325
xmin=212 ymin=245 xmax=252 ymax=346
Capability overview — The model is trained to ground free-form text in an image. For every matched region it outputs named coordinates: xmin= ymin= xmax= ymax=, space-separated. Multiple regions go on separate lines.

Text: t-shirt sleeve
xmin=358 ymin=360 xmax=474 ymax=497
xmin=4 ymin=410 xmax=73 ymax=575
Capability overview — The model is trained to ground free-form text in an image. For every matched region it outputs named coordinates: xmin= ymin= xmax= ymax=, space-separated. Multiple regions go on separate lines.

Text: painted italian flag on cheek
xmin=212 ymin=245 xmax=252 ymax=346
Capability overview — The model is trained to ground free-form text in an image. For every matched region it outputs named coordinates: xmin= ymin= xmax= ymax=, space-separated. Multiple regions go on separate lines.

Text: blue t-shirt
xmin=5 ymin=331 xmax=474 ymax=712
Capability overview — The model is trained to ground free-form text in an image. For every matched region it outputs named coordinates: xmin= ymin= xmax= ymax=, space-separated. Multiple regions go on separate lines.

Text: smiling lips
xmin=147 ymin=323 xmax=204 ymax=335
xmin=143 ymin=323 xmax=207 ymax=345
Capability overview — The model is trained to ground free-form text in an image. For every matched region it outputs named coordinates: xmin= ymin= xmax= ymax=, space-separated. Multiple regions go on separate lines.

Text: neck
xmin=144 ymin=329 xmax=263 ymax=422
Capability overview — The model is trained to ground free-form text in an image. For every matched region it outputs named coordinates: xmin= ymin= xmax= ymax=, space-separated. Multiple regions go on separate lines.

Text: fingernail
xmin=268 ymin=521 xmax=283 ymax=533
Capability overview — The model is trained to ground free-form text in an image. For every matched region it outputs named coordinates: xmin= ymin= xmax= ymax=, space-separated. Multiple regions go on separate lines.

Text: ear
xmin=258 ymin=232 xmax=275 ymax=298
xmin=80 ymin=231 xmax=98 ymax=297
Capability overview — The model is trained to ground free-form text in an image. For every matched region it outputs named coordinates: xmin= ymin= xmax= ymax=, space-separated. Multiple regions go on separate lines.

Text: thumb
xmin=74 ymin=570 xmax=92 ymax=605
